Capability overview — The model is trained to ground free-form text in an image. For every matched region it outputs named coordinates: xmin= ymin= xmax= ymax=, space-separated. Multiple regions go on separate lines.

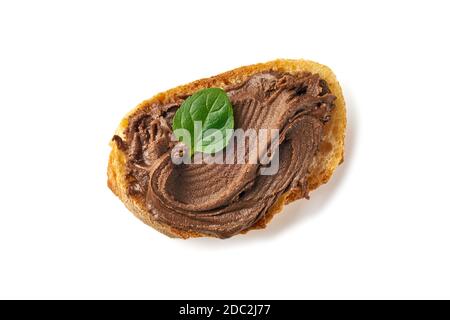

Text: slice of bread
xmin=107 ymin=59 xmax=346 ymax=238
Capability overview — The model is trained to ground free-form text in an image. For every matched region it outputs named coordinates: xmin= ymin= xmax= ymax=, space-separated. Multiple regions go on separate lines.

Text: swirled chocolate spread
xmin=113 ymin=71 xmax=336 ymax=238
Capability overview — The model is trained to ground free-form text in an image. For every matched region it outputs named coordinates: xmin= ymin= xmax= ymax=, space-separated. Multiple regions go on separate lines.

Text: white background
xmin=1 ymin=0 xmax=449 ymax=299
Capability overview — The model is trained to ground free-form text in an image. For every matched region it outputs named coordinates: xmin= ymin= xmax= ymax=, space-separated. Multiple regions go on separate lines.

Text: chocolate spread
xmin=113 ymin=72 xmax=336 ymax=238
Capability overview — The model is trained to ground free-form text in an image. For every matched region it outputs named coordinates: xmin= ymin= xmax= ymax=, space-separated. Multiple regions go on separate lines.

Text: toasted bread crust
xmin=107 ymin=59 xmax=346 ymax=238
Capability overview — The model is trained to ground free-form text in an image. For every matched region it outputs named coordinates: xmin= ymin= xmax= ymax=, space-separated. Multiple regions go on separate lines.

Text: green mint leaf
xmin=172 ymin=88 xmax=234 ymax=155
